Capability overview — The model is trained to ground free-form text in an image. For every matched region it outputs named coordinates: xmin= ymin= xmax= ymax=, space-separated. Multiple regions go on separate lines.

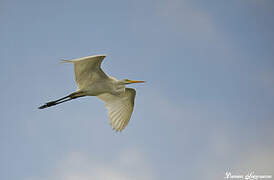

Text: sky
xmin=1 ymin=0 xmax=274 ymax=179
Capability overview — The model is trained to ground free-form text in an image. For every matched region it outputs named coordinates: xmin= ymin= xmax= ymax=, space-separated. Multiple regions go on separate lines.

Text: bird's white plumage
xmin=98 ymin=88 xmax=136 ymax=131
xmin=62 ymin=55 xmax=108 ymax=90
xmin=57 ymin=54 xmax=143 ymax=131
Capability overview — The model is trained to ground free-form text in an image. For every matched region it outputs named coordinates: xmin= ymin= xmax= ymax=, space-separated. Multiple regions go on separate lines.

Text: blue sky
xmin=1 ymin=0 xmax=274 ymax=179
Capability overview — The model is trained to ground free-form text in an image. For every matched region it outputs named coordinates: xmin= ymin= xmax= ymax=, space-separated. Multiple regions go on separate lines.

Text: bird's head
xmin=120 ymin=79 xmax=146 ymax=85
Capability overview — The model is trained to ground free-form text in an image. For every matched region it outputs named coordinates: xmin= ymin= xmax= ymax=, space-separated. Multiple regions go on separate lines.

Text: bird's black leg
xmin=38 ymin=92 xmax=85 ymax=109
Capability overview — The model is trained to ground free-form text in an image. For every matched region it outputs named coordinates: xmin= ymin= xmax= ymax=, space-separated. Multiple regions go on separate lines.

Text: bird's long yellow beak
xmin=128 ymin=80 xmax=146 ymax=83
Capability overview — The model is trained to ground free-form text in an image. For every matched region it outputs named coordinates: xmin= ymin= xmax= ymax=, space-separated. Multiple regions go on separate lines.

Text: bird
xmin=39 ymin=54 xmax=145 ymax=131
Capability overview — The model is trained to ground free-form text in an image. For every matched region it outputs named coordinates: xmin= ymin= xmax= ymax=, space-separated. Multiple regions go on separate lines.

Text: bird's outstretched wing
xmin=62 ymin=55 xmax=108 ymax=89
xmin=98 ymin=88 xmax=136 ymax=131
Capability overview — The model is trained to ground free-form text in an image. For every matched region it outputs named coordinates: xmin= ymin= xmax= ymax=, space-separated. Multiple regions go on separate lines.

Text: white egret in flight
xmin=39 ymin=55 xmax=145 ymax=131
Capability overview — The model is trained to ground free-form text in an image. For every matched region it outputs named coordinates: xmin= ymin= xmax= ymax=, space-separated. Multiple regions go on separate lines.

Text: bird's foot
xmin=38 ymin=101 xmax=56 ymax=109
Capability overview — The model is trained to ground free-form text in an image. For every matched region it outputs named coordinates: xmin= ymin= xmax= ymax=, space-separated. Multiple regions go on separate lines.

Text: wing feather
xmin=62 ymin=55 xmax=108 ymax=89
xmin=97 ymin=88 xmax=136 ymax=131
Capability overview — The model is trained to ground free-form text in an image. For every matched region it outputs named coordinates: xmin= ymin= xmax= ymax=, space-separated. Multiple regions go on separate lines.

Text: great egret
xmin=39 ymin=54 xmax=145 ymax=131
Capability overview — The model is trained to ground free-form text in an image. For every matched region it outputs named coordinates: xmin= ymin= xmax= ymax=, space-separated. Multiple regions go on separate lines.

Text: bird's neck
xmin=115 ymin=79 xmax=126 ymax=94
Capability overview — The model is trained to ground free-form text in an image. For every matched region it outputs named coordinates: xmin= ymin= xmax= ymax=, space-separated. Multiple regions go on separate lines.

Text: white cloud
xmin=140 ymin=88 xmax=274 ymax=180
xmin=235 ymin=146 xmax=274 ymax=174
xmin=26 ymin=148 xmax=155 ymax=180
